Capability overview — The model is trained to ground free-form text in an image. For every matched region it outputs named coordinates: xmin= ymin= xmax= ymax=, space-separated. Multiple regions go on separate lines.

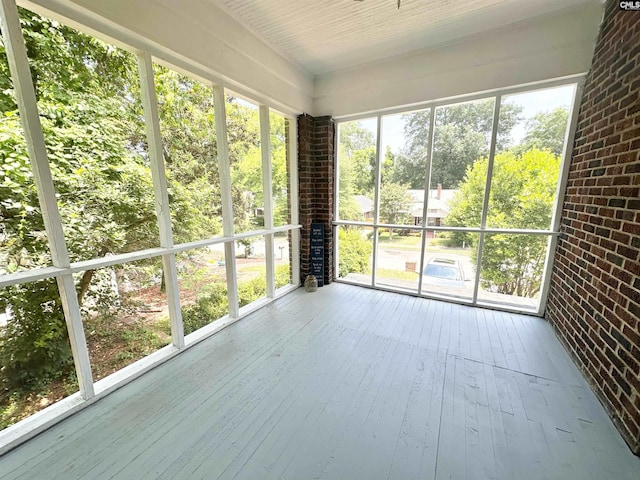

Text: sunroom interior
xmin=0 ymin=0 xmax=639 ymax=477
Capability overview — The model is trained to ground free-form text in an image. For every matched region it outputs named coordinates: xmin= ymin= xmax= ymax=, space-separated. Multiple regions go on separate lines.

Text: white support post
xmin=288 ymin=119 xmax=301 ymax=286
xmin=472 ymin=95 xmax=502 ymax=304
xmin=137 ymin=52 xmax=184 ymax=349
xmin=0 ymin=0 xmax=94 ymax=398
xmin=371 ymin=116 xmax=383 ymax=287
xmin=213 ymin=86 xmax=239 ymax=318
xmin=260 ymin=105 xmax=276 ymax=298
xmin=333 ymin=121 xmax=340 ymax=282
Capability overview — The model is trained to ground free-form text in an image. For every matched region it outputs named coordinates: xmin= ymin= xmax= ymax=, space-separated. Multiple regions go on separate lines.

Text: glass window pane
xmin=226 ymin=95 xmax=262 ymax=234
xmin=430 ymin=99 xmax=495 ymax=228
xmin=337 ymin=119 xmax=377 ymax=222
xmin=19 ymin=9 xmax=159 ymax=262
xmin=178 ymin=246 xmax=228 ymax=335
xmin=375 ymin=227 xmax=421 ymax=293
xmin=79 ymin=258 xmax=170 ymax=381
xmin=421 ymin=231 xmax=478 ymax=301
xmin=154 ymin=65 xmax=222 ymax=243
xmin=477 ymin=233 xmax=548 ymax=311
xmin=236 ymin=235 xmax=267 ymax=308
xmin=337 ymin=225 xmax=373 ymax=284
xmin=271 ymin=113 xmax=289 ymax=227
xmin=380 ymin=110 xmax=429 ymax=227
xmin=487 ymin=86 xmax=574 ymax=230
xmin=0 ymin=279 xmax=78 ymax=429
xmin=275 ymin=232 xmax=292 ymax=289
xmin=0 ymin=41 xmax=50 ymax=273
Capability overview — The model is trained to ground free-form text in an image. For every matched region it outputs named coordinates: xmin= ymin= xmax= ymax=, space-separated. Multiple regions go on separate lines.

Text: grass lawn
xmin=425 ymin=245 xmax=472 ymax=257
xmin=377 ymin=232 xmax=421 ymax=246
xmin=376 ymin=268 xmax=419 ymax=281
xmin=377 ymin=232 xmax=472 ymax=258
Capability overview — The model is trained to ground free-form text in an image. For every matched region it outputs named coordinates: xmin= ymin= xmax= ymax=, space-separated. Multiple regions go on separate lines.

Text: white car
xmin=421 ymin=258 xmax=466 ymax=288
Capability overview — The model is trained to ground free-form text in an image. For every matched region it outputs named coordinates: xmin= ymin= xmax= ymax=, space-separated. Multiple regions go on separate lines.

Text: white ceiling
xmin=210 ymin=0 xmax=600 ymax=76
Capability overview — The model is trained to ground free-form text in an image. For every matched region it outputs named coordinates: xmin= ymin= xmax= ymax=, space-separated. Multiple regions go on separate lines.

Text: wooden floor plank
xmin=1 ymin=284 xmax=638 ymax=480
xmin=481 ymin=362 xmax=510 ymax=480
xmin=464 ymin=357 xmax=498 ymax=480
xmin=387 ymin=348 xmax=444 ymax=480
xmin=434 ymin=354 xmax=466 ymax=480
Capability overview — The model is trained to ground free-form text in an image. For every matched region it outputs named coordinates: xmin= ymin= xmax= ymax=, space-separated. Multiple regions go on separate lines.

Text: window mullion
xmin=137 ymin=51 xmax=184 ymax=349
xmin=472 ymin=95 xmax=502 ymax=304
xmin=418 ymin=107 xmax=436 ymax=295
xmin=371 ymin=116 xmax=383 ymax=287
xmin=0 ymin=0 xmax=94 ymax=398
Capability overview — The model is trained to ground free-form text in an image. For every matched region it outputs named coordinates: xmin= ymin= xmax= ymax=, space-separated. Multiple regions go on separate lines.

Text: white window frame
xmin=0 ymin=0 xmax=301 ymax=454
xmin=334 ymin=77 xmax=584 ymax=317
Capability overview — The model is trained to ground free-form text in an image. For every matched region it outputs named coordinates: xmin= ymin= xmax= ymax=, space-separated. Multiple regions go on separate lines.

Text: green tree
xmin=270 ymin=113 xmax=289 ymax=226
xmin=399 ymin=101 xmax=522 ymax=188
xmin=337 ymin=122 xmax=377 ymax=220
xmin=0 ymin=9 xmax=267 ymax=392
xmin=379 ymin=182 xmax=412 ymax=238
xmin=153 ymin=66 xmax=222 ymax=242
xmin=515 ymin=107 xmax=569 ymax=157
xmin=1 ymin=10 xmax=159 ymax=389
xmin=429 ymin=124 xmax=486 ymax=188
xmin=339 ymin=121 xmax=375 ymax=158
xmin=338 ymin=122 xmax=376 ymax=195
xmin=445 ymin=149 xmax=560 ymax=297
xmin=389 ymin=149 xmax=426 ymax=188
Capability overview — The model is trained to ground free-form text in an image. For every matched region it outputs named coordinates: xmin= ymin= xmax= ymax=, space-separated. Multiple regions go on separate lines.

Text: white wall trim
xmin=314 ymin=3 xmax=602 ymax=117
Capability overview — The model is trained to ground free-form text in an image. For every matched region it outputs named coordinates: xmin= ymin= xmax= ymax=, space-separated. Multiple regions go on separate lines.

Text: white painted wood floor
xmin=1 ymin=284 xmax=639 ymax=479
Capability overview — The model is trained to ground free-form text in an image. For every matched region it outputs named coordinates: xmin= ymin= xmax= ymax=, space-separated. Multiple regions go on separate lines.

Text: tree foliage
xmin=154 ymin=66 xmax=221 ymax=241
xmin=398 ymin=100 xmax=522 ymax=188
xmin=0 ymin=9 xmax=276 ymax=391
xmin=379 ymin=182 xmax=412 ymax=226
xmin=1 ymin=10 xmax=158 ymax=389
xmin=338 ymin=122 xmax=376 ymax=197
xmin=515 ymin=107 xmax=569 ymax=157
xmin=445 ymin=149 xmax=560 ymax=296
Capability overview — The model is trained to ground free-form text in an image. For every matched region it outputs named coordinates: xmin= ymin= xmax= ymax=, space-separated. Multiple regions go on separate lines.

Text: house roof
xmin=408 ymin=189 xmax=456 ymax=218
xmin=352 ymin=189 xmax=456 ymax=218
xmin=354 ymin=195 xmax=374 ymax=214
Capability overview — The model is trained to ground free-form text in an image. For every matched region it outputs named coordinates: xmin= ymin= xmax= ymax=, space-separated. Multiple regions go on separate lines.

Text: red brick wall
xmin=546 ymin=0 xmax=640 ymax=454
xmin=297 ymin=114 xmax=335 ymax=285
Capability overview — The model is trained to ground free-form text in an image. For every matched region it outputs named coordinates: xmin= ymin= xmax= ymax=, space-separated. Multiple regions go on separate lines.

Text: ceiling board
xmin=210 ymin=0 xmax=598 ymax=75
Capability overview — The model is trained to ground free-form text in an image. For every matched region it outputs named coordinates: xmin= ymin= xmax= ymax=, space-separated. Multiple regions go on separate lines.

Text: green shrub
xmin=178 ymin=265 xmax=291 ymax=336
xmin=181 ymin=284 xmax=228 ymax=335
xmin=238 ymin=276 xmax=267 ymax=307
xmin=0 ymin=280 xmax=73 ymax=391
xmin=275 ymin=263 xmax=291 ymax=288
xmin=338 ymin=228 xmax=372 ymax=277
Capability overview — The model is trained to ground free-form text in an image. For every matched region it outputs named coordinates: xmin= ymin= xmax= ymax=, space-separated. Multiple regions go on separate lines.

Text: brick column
xmin=298 ymin=114 xmax=335 ymax=285
xmin=546 ymin=0 xmax=640 ymax=454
